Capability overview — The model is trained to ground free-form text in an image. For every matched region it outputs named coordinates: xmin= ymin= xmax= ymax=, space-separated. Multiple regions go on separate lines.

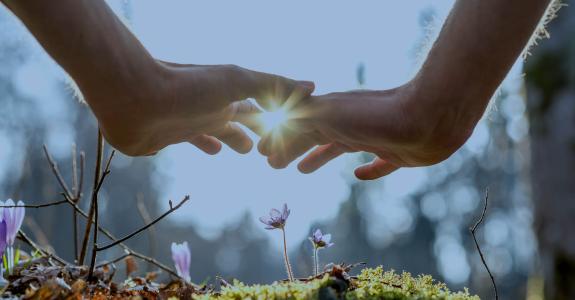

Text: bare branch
xmin=74 ymin=151 xmax=86 ymax=263
xmin=24 ymin=217 xmax=51 ymax=248
xmin=89 ymin=149 xmax=115 ymax=278
xmin=63 ymin=196 xmax=182 ymax=278
xmin=0 ymin=200 xmax=68 ymax=208
xmin=136 ymin=193 xmax=157 ymax=271
xmin=17 ymin=230 xmax=69 ymax=266
xmin=42 ymin=144 xmax=87 ymax=263
xmin=95 ymin=252 xmax=131 ymax=269
xmin=130 ymin=251 xmax=180 ymax=278
xmin=72 ymin=144 xmax=78 ymax=196
xmin=42 ymin=144 xmax=73 ymax=199
xmin=71 ymin=146 xmax=79 ymax=262
xmin=470 ymin=189 xmax=498 ymax=300
xmin=77 ymin=151 xmax=85 ymax=201
xmin=96 ymin=195 xmax=190 ymax=252
xmin=79 ymin=130 xmax=104 ymax=265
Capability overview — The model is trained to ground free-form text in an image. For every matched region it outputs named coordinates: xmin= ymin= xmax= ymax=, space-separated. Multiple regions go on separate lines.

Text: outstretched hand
xmin=257 ymin=82 xmax=473 ymax=180
xmin=93 ymin=61 xmax=314 ymax=156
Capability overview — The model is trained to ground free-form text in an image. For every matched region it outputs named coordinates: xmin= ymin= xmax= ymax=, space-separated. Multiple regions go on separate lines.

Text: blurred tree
xmin=525 ymin=2 xmax=575 ymax=299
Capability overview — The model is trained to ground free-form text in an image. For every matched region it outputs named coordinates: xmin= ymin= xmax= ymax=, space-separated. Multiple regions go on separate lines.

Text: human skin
xmin=0 ymin=0 xmax=313 ymax=156
xmin=259 ymin=0 xmax=554 ymax=180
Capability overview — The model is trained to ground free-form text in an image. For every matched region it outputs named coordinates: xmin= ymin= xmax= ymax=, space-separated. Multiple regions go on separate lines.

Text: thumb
xmin=233 ymin=66 xmax=315 ymax=110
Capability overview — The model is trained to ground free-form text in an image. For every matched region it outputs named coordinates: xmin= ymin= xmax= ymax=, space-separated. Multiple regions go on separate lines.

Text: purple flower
xmin=259 ymin=203 xmax=290 ymax=230
xmin=3 ymin=199 xmax=25 ymax=246
xmin=171 ymin=242 xmax=191 ymax=282
xmin=0 ymin=220 xmax=6 ymax=258
xmin=309 ymin=229 xmax=334 ymax=249
xmin=309 ymin=229 xmax=334 ymax=276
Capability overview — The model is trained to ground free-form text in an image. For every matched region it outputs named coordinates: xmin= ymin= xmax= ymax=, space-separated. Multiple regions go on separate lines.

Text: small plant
xmin=308 ymin=229 xmax=334 ymax=276
xmin=1 ymin=199 xmax=25 ymax=275
xmin=260 ymin=203 xmax=294 ymax=281
xmin=171 ymin=241 xmax=191 ymax=282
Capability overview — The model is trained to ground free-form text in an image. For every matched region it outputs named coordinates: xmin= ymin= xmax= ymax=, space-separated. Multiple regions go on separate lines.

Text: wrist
xmin=403 ymin=77 xmax=477 ymax=155
xmin=89 ymin=58 xmax=169 ymax=155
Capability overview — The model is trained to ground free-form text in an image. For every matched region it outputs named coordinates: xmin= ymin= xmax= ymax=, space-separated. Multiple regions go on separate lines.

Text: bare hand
xmin=258 ymin=82 xmax=473 ymax=180
xmin=92 ymin=61 xmax=314 ymax=156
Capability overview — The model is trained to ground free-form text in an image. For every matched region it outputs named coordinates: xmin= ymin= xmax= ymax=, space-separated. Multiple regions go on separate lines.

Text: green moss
xmin=347 ymin=267 xmax=478 ymax=300
xmin=194 ymin=267 xmax=479 ymax=300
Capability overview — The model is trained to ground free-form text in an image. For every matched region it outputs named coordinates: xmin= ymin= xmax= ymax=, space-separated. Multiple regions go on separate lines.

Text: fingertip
xmin=145 ymin=151 xmax=159 ymax=157
xmin=189 ymin=135 xmax=223 ymax=155
xmin=297 ymin=162 xmax=313 ymax=174
xmin=298 ymin=80 xmax=315 ymax=94
xmin=257 ymin=138 xmax=270 ymax=156
xmin=353 ymin=167 xmax=376 ymax=180
xmin=268 ymin=156 xmax=288 ymax=169
xmin=236 ymin=139 xmax=254 ymax=154
xmin=205 ymin=143 xmax=223 ymax=155
xmin=353 ymin=161 xmax=399 ymax=180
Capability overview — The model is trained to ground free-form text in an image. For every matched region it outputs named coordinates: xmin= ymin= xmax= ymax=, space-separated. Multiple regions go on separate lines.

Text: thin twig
xmin=72 ymin=144 xmax=78 ymax=196
xmin=0 ymin=200 xmax=68 ymax=208
xmin=42 ymin=144 xmax=73 ymax=199
xmin=129 ymin=251 xmax=180 ymax=278
xmin=74 ymin=152 xmax=86 ymax=263
xmin=77 ymin=152 xmax=85 ymax=200
xmin=62 ymin=192 xmax=183 ymax=278
xmin=42 ymin=144 xmax=85 ymax=262
xmin=96 ymin=195 xmax=190 ymax=252
xmin=72 ymin=148 xmax=86 ymax=262
xmin=89 ymin=150 xmax=115 ymax=278
xmin=24 ymin=218 xmax=51 ymax=248
xmin=97 ymin=249 xmax=180 ymax=279
xmin=470 ymin=189 xmax=498 ymax=300
xmin=79 ymin=130 xmax=104 ymax=265
xmin=40 ymin=139 xmax=181 ymax=278
xmin=17 ymin=230 xmax=68 ymax=266
xmin=136 ymin=193 xmax=157 ymax=271
xmin=95 ymin=252 xmax=131 ymax=269
xmin=72 ymin=145 xmax=79 ymax=263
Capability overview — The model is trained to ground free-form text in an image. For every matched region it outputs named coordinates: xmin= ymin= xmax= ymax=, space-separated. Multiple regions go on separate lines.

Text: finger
xmin=236 ymin=67 xmax=315 ymax=110
xmin=144 ymin=151 xmax=159 ymax=157
xmin=257 ymin=131 xmax=273 ymax=156
xmin=267 ymin=135 xmax=319 ymax=169
xmin=228 ymin=100 xmax=266 ymax=136
xmin=280 ymin=81 xmax=316 ymax=112
xmin=297 ymin=143 xmax=350 ymax=174
xmin=213 ymin=122 xmax=253 ymax=154
xmin=259 ymin=79 xmax=315 ymax=111
xmin=189 ymin=135 xmax=222 ymax=155
xmin=354 ymin=158 xmax=400 ymax=180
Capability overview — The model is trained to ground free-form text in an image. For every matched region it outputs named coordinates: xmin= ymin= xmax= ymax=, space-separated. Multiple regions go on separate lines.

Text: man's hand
xmin=259 ymin=0 xmax=553 ymax=180
xmin=94 ymin=61 xmax=313 ymax=156
xmin=257 ymin=82 xmax=471 ymax=180
xmin=0 ymin=0 xmax=313 ymax=156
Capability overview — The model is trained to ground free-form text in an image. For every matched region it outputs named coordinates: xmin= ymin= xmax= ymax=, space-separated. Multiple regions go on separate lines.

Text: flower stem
xmin=281 ymin=228 xmax=294 ymax=281
xmin=313 ymin=247 xmax=319 ymax=276
xmin=7 ymin=247 xmax=12 ymax=275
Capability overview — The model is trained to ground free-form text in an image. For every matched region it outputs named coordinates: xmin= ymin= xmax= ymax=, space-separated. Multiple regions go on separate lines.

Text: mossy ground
xmin=3 ymin=260 xmax=479 ymax=299
xmin=196 ymin=267 xmax=479 ymax=300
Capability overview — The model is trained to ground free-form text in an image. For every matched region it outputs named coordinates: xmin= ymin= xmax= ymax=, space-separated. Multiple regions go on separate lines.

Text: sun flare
xmin=259 ymin=108 xmax=289 ymax=132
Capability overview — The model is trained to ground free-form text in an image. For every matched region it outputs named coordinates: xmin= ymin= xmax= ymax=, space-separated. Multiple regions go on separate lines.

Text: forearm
xmin=1 ymin=0 xmax=159 ymax=107
xmin=412 ymin=0 xmax=552 ymax=132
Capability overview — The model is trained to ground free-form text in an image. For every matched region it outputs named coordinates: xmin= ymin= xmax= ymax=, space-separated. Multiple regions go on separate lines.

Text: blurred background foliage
xmin=0 ymin=1 xmax=574 ymax=299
